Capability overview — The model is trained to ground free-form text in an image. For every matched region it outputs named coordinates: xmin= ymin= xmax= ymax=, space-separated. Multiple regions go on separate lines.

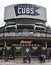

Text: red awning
xmin=20 ymin=40 xmax=32 ymax=44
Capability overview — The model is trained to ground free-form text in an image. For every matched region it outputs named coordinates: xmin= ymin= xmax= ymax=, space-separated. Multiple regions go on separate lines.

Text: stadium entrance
xmin=1 ymin=4 xmax=51 ymax=61
xmin=0 ymin=39 xmax=47 ymax=59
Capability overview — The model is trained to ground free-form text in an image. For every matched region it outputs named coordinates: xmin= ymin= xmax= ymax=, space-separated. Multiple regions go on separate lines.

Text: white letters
xmin=18 ymin=7 xmax=21 ymax=14
xmin=18 ymin=6 xmax=34 ymax=15
xmin=30 ymin=8 xmax=34 ymax=14
xmin=26 ymin=8 xmax=30 ymax=14
xmin=22 ymin=8 xmax=25 ymax=14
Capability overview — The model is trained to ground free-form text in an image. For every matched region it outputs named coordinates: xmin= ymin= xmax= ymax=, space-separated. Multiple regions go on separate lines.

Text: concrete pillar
xmin=45 ymin=41 xmax=49 ymax=57
xmin=4 ymin=41 xmax=6 ymax=47
xmin=5 ymin=27 xmax=6 ymax=31
xmin=15 ymin=24 xmax=17 ymax=31
xmin=3 ymin=41 xmax=6 ymax=58
xmin=45 ymin=41 xmax=47 ymax=48
xmin=4 ymin=41 xmax=8 ymax=61
xmin=34 ymin=24 xmax=35 ymax=31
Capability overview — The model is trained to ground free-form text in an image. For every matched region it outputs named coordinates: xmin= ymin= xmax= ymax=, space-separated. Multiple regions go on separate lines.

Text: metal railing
xmin=0 ymin=31 xmax=51 ymax=38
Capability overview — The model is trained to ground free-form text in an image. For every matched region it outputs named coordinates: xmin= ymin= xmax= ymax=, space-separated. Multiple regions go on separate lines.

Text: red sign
xmin=20 ymin=40 xmax=32 ymax=44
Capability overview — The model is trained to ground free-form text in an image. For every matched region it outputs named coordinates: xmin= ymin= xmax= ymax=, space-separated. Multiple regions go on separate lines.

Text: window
xmin=6 ymin=27 xmax=16 ymax=32
xmin=35 ymin=27 xmax=45 ymax=31
xmin=17 ymin=25 xmax=34 ymax=32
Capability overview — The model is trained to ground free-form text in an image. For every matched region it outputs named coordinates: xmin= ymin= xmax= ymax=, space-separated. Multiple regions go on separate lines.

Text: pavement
xmin=0 ymin=59 xmax=51 ymax=65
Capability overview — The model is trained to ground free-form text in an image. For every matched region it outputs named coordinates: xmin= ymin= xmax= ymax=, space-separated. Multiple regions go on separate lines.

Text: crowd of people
xmin=23 ymin=48 xmax=46 ymax=63
xmin=23 ymin=54 xmax=46 ymax=63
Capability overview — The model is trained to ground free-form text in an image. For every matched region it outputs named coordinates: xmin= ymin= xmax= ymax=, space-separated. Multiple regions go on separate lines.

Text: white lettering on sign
xmin=18 ymin=7 xmax=34 ymax=14
xmin=18 ymin=7 xmax=21 ymax=14
xmin=14 ymin=4 xmax=40 ymax=16
xmin=30 ymin=8 xmax=34 ymax=14
xmin=22 ymin=8 xmax=25 ymax=14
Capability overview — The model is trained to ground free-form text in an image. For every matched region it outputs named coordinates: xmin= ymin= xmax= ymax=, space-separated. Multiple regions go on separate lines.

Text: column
xmin=45 ymin=41 xmax=48 ymax=57
xmin=45 ymin=41 xmax=47 ymax=48
xmin=4 ymin=41 xmax=8 ymax=61
xmin=15 ymin=24 xmax=17 ymax=31
xmin=4 ymin=41 xmax=6 ymax=47
xmin=3 ymin=41 xmax=6 ymax=56
xmin=34 ymin=24 xmax=35 ymax=31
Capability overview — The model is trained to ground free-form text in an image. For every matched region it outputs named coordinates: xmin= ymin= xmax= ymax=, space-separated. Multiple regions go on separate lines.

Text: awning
xmin=20 ymin=40 xmax=32 ymax=44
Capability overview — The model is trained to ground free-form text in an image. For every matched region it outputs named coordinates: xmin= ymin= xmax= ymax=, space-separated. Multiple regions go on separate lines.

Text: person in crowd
xmin=28 ymin=54 xmax=31 ymax=63
xmin=23 ymin=55 xmax=27 ymax=63
xmin=39 ymin=54 xmax=43 ymax=63
xmin=49 ymin=50 xmax=51 ymax=60
xmin=39 ymin=54 xmax=46 ymax=63
xmin=43 ymin=54 xmax=46 ymax=63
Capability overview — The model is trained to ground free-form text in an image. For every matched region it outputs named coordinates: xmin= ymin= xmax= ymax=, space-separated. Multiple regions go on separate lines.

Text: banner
xmin=6 ymin=47 xmax=11 ymax=50
xmin=15 ymin=47 xmax=21 ymax=50
xmin=42 ymin=47 xmax=46 ymax=50
xmin=32 ymin=47 xmax=38 ymax=50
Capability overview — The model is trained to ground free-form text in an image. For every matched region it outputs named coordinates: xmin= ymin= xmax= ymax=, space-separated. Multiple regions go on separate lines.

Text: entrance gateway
xmin=0 ymin=39 xmax=47 ymax=59
xmin=0 ymin=4 xmax=51 ymax=60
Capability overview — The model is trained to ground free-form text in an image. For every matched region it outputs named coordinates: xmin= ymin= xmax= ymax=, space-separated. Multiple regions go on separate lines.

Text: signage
xmin=4 ymin=4 xmax=46 ymax=21
xmin=14 ymin=4 xmax=40 ymax=16
xmin=20 ymin=40 xmax=32 ymax=44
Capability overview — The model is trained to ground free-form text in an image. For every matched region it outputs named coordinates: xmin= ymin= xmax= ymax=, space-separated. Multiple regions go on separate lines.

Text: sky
xmin=0 ymin=0 xmax=51 ymax=27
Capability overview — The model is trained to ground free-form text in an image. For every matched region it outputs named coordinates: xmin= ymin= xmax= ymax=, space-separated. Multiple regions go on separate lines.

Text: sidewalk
xmin=0 ymin=59 xmax=51 ymax=65
xmin=0 ymin=62 xmax=51 ymax=65
xmin=0 ymin=58 xmax=40 ymax=63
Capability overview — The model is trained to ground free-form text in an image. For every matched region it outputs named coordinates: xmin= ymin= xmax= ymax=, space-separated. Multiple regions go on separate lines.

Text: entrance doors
xmin=6 ymin=46 xmax=15 ymax=59
xmin=15 ymin=47 xmax=21 ymax=58
xmin=21 ymin=46 xmax=30 ymax=57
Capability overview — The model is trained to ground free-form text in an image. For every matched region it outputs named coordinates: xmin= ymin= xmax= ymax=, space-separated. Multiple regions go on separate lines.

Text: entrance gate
xmin=0 ymin=40 xmax=47 ymax=60
xmin=0 ymin=46 xmax=47 ymax=60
